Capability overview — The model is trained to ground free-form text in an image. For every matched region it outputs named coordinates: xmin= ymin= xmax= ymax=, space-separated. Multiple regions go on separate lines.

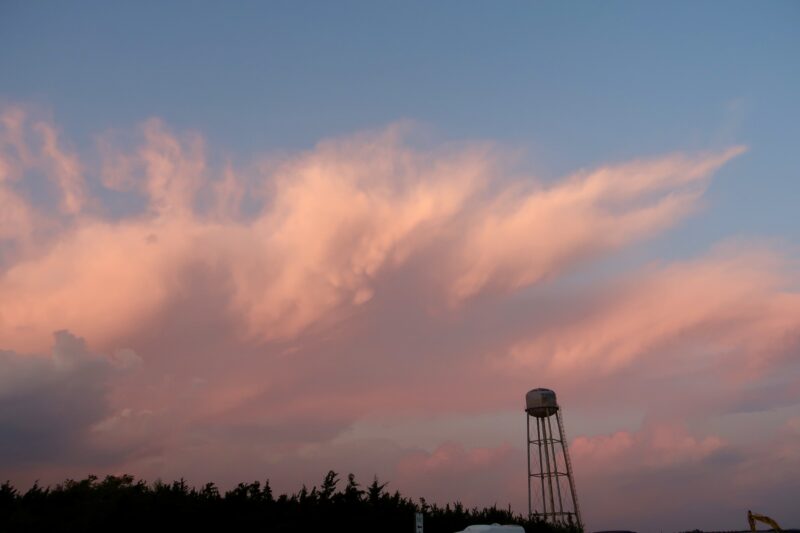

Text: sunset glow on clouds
xmin=1 ymin=103 xmax=798 ymax=531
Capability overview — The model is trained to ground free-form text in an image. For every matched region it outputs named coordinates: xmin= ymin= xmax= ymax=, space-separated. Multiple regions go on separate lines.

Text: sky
xmin=1 ymin=1 xmax=799 ymax=531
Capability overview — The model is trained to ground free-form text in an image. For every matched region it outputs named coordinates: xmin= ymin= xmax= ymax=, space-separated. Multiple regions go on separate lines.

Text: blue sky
xmin=2 ymin=1 xmax=798 ymax=243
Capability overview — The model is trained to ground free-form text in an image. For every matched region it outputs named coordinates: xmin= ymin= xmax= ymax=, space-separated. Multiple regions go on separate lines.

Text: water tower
xmin=525 ymin=388 xmax=582 ymax=529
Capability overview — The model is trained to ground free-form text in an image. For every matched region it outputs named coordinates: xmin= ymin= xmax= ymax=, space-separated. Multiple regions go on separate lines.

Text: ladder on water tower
xmin=556 ymin=411 xmax=583 ymax=530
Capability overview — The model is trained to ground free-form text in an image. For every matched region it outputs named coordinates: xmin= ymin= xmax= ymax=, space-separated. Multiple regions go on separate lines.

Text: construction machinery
xmin=748 ymin=510 xmax=782 ymax=532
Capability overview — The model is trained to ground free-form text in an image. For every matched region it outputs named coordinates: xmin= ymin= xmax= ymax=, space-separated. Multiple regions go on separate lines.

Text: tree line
xmin=0 ymin=471 xmax=580 ymax=533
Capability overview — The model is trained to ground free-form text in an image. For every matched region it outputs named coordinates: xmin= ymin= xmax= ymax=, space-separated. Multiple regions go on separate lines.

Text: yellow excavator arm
xmin=748 ymin=510 xmax=782 ymax=532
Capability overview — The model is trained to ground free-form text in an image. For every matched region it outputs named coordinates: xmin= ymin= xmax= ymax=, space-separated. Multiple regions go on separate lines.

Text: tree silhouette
xmin=0 ymin=472 xmax=579 ymax=533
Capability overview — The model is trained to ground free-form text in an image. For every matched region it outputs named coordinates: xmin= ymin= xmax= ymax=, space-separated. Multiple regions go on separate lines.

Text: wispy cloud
xmin=0 ymin=107 xmax=746 ymax=351
xmin=2 ymin=103 xmax=797 ymax=532
xmin=506 ymin=242 xmax=800 ymax=379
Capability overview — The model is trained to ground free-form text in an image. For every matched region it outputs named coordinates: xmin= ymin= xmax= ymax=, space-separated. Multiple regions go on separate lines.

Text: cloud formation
xmin=0 ymin=106 xmax=745 ymax=352
xmin=0 ymin=331 xmax=139 ymax=468
xmin=507 ymin=242 xmax=800 ymax=379
xmin=447 ymin=146 xmax=746 ymax=301
xmin=571 ymin=421 xmax=726 ymax=472
xmin=1 ymin=103 xmax=797 ymax=532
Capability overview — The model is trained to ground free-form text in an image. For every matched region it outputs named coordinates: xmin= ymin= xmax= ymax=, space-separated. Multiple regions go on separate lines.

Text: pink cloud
xmin=446 ymin=146 xmax=746 ymax=301
xmin=4 ymin=104 xmax=800 ymax=532
xmin=568 ymin=415 xmax=800 ymax=531
xmin=0 ymin=107 xmax=747 ymax=353
xmin=0 ymin=185 xmax=34 ymax=243
xmin=138 ymin=118 xmax=207 ymax=215
xmin=0 ymin=106 xmax=37 ymax=244
xmin=0 ymin=106 xmax=34 ymax=181
xmin=571 ymin=421 xmax=725 ymax=473
xmin=0 ymin=106 xmax=86 ymax=225
xmin=35 ymin=121 xmax=86 ymax=214
xmin=394 ymin=442 xmax=519 ymax=507
xmin=506 ymin=242 xmax=800 ymax=380
xmin=397 ymin=441 xmax=515 ymax=475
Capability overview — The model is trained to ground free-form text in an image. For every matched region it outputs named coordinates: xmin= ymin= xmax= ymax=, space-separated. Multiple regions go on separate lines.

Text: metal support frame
xmin=526 ymin=408 xmax=583 ymax=530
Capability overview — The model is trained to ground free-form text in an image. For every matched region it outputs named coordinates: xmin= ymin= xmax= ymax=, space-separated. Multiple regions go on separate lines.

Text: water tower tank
xmin=525 ymin=388 xmax=559 ymax=418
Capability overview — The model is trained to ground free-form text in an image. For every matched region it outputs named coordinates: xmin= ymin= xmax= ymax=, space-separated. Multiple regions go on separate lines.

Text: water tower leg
xmin=527 ymin=414 xmax=532 ymax=519
xmin=536 ymin=416 xmax=546 ymax=517
xmin=541 ymin=416 xmax=557 ymax=519
xmin=546 ymin=414 xmax=565 ymax=518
